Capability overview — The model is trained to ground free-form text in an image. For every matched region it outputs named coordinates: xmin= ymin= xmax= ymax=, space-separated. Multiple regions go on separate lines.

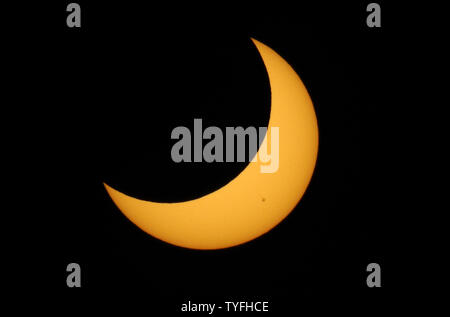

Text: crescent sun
xmin=104 ymin=38 xmax=319 ymax=250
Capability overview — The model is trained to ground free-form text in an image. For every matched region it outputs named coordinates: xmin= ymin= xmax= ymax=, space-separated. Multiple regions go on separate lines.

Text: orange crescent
xmin=104 ymin=38 xmax=319 ymax=250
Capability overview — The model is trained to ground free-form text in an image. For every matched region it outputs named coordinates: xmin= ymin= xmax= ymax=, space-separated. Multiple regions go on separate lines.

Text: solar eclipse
xmin=104 ymin=38 xmax=318 ymax=250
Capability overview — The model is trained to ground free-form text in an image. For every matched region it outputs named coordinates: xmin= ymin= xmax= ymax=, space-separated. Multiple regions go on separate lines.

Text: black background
xmin=9 ymin=1 xmax=402 ymax=314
